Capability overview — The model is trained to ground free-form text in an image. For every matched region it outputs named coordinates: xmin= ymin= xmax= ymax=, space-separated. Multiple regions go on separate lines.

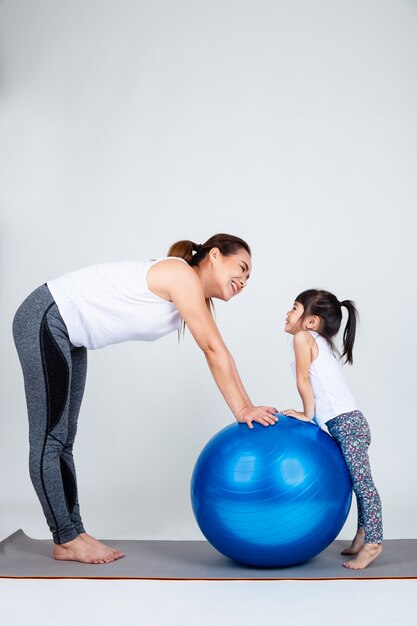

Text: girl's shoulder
xmin=293 ymin=330 xmax=319 ymax=361
xmin=293 ymin=330 xmax=316 ymax=346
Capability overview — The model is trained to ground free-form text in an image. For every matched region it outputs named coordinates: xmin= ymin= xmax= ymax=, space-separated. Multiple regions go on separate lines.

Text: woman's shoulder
xmin=147 ymin=257 xmax=200 ymax=301
xmin=148 ymin=257 xmax=194 ymax=278
xmin=150 ymin=256 xmax=189 ymax=268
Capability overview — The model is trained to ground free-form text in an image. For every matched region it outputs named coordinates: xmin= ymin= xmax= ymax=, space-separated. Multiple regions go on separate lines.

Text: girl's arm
xmin=149 ymin=259 xmax=277 ymax=428
xmin=282 ymin=331 xmax=315 ymax=422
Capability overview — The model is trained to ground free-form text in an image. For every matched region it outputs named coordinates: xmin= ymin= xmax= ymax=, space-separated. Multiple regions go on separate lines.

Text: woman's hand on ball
xmin=236 ymin=406 xmax=279 ymax=429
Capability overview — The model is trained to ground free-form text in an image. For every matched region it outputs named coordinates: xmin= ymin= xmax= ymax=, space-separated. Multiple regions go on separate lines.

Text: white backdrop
xmin=1 ymin=0 xmax=416 ymax=542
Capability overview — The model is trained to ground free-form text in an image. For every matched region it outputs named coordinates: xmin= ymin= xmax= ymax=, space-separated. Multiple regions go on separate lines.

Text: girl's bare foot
xmin=343 ymin=543 xmax=382 ymax=570
xmin=54 ymin=535 xmax=119 ymax=564
xmin=341 ymin=528 xmax=365 ymax=555
xmin=79 ymin=532 xmax=124 ymax=560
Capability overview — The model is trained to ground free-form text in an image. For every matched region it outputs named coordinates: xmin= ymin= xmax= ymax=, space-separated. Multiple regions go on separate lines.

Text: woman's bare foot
xmin=343 ymin=543 xmax=382 ymax=570
xmin=79 ymin=532 xmax=124 ymax=560
xmin=341 ymin=528 xmax=365 ymax=555
xmin=54 ymin=535 xmax=120 ymax=564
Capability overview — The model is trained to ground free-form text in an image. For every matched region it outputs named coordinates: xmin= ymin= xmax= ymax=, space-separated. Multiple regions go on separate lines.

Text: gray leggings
xmin=13 ymin=284 xmax=87 ymax=544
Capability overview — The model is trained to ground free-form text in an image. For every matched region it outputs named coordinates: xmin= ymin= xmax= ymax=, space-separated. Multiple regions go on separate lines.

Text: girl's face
xmin=285 ymin=301 xmax=305 ymax=335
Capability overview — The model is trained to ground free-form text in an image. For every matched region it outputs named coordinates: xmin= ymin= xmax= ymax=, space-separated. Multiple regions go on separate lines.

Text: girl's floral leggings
xmin=326 ymin=410 xmax=383 ymax=544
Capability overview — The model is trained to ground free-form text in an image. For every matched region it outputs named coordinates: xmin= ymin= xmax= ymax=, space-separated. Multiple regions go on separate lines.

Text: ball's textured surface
xmin=191 ymin=415 xmax=352 ymax=567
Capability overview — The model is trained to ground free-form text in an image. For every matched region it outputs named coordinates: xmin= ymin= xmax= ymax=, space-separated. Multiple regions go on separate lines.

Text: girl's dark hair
xmin=295 ymin=289 xmax=358 ymax=364
xmin=167 ymin=233 xmax=251 ymax=265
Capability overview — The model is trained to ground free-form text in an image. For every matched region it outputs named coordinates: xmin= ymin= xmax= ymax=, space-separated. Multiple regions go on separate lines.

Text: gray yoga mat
xmin=0 ymin=530 xmax=416 ymax=580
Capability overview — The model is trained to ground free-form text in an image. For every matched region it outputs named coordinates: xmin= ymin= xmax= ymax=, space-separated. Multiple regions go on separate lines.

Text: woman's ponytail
xmin=167 ymin=240 xmax=201 ymax=264
xmin=167 ymin=234 xmax=250 ymax=266
xmin=340 ymin=300 xmax=359 ymax=364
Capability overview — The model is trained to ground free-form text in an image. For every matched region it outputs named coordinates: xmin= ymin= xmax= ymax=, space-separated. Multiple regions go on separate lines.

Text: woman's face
xmin=208 ymin=248 xmax=252 ymax=301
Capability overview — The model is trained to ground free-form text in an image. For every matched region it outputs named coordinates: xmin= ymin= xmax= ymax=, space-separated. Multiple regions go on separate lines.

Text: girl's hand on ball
xmin=236 ymin=406 xmax=279 ymax=429
xmin=281 ymin=409 xmax=314 ymax=422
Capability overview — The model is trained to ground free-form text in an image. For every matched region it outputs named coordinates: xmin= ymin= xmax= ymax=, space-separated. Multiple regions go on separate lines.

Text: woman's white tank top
xmin=47 ymin=258 xmax=185 ymax=349
xmin=291 ymin=331 xmax=359 ymax=427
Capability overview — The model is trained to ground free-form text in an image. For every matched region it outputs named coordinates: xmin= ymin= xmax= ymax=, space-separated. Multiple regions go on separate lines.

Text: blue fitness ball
xmin=191 ymin=414 xmax=352 ymax=567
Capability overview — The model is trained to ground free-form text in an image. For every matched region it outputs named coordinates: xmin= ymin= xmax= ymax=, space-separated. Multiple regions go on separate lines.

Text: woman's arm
xmin=148 ymin=259 xmax=277 ymax=428
xmin=204 ymin=299 xmax=253 ymax=409
xmin=281 ymin=331 xmax=315 ymax=422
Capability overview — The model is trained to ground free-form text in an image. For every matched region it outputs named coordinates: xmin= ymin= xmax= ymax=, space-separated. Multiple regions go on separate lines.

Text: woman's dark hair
xmin=295 ymin=289 xmax=358 ymax=364
xmin=167 ymin=233 xmax=251 ymax=265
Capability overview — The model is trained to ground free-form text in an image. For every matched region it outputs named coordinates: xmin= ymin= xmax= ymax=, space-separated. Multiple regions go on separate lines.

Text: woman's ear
xmin=210 ymin=247 xmax=220 ymax=262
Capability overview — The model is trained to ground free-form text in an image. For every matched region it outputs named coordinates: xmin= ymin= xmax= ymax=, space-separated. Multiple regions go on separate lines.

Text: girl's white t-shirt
xmin=291 ymin=331 xmax=359 ymax=427
xmin=47 ymin=258 xmax=185 ymax=349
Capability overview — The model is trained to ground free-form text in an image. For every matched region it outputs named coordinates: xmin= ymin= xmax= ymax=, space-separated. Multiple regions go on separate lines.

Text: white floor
xmin=0 ymin=579 xmax=416 ymax=626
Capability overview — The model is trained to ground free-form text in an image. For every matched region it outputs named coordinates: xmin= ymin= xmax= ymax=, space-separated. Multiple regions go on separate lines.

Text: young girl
xmin=282 ymin=289 xmax=382 ymax=570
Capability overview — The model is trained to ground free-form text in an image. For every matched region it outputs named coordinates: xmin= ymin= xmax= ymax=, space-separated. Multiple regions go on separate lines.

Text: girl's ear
xmin=306 ymin=315 xmax=320 ymax=330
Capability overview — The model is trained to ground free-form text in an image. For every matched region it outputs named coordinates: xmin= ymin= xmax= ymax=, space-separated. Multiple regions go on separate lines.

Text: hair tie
xmin=194 ymin=243 xmax=202 ymax=252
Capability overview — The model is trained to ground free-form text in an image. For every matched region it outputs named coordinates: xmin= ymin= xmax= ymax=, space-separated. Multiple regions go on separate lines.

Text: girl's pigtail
xmin=340 ymin=300 xmax=358 ymax=364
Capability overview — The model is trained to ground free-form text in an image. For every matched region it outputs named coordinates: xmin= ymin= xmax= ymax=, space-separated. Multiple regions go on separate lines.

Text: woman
xmin=13 ymin=233 xmax=277 ymax=564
